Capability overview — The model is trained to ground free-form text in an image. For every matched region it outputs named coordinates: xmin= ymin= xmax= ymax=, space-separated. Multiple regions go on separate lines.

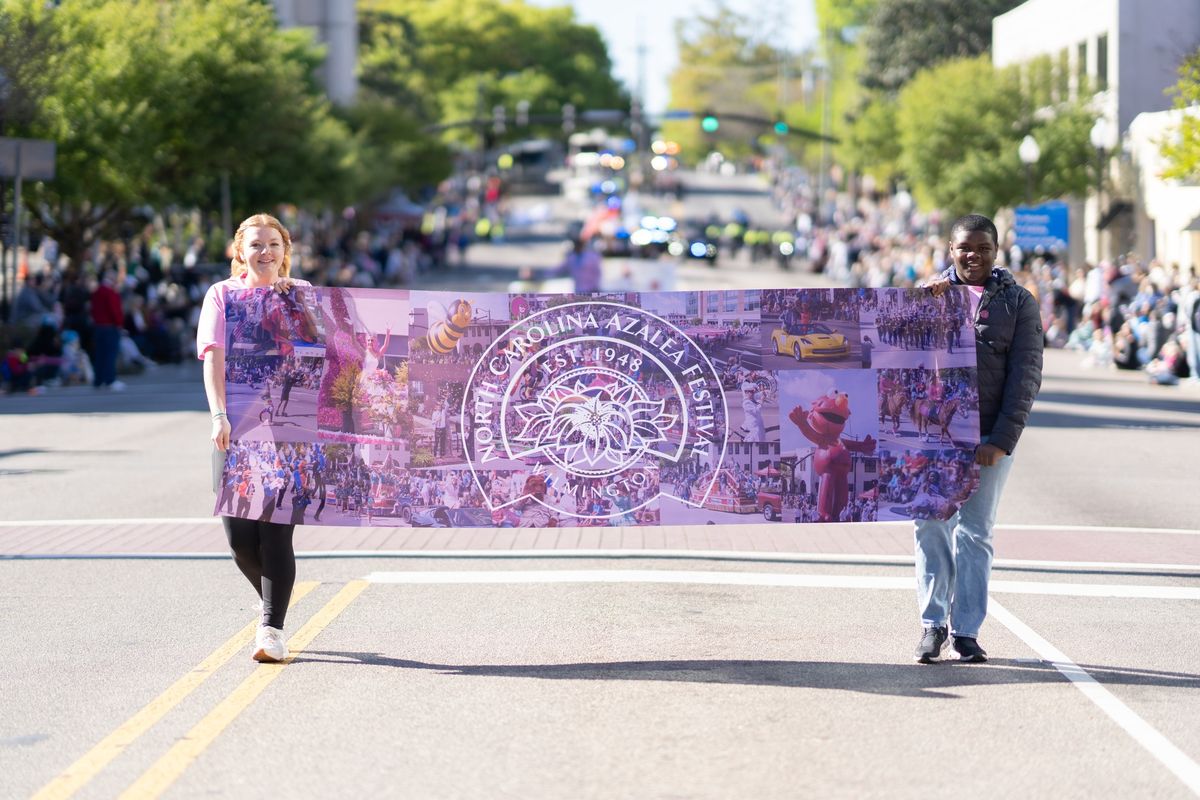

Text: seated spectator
xmin=1113 ymin=321 xmax=1141 ymax=370
xmin=118 ymin=329 xmax=157 ymax=372
xmin=2 ymin=348 xmax=33 ymax=393
xmin=26 ymin=317 xmax=64 ymax=387
xmin=59 ymin=330 xmax=94 ymax=386
xmin=1145 ymin=340 xmax=1189 ymax=385
xmin=9 ymin=271 xmax=53 ymax=330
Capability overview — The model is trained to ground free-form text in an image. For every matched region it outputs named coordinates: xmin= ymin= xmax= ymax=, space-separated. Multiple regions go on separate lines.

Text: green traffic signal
xmin=774 ymin=120 xmax=789 ymax=135
xmin=701 ymin=114 xmax=719 ymax=133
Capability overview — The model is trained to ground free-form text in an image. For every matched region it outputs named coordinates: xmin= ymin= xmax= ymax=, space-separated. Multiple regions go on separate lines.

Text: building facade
xmin=271 ymin=0 xmax=357 ymax=106
xmin=698 ymin=290 xmax=761 ymax=325
xmin=1128 ymin=108 xmax=1200 ymax=273
xmin=993 ymin=0 xmax=1200 ymax=264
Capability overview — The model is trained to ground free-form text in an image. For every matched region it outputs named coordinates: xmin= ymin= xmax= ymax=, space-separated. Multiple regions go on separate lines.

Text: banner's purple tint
xmin=215 ymin=287 xmax=981 ymax=528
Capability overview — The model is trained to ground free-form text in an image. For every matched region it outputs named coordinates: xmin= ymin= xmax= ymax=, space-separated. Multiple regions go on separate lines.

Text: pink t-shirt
xmin=195 ymin=276 xmax=313 ymax=360
xmin=967 ymin=285 xmax=986 ymax=320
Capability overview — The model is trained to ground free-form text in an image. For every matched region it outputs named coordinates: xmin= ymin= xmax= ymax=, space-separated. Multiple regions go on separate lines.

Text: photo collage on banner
xmin=217 ymin=286 xmax=981 ymax=528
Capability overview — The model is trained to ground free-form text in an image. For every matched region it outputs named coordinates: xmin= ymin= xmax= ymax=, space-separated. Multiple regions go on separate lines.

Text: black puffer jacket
xmin=937 ymin=266 xmax=1043 ymax=454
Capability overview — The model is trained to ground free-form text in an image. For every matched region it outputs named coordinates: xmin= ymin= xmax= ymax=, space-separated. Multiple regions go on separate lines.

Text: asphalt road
xmin=419 ymin=171 xmax=836 ymax=295
xmin=2 ymin=558 xmax=1198 ymax=798
xmin=3 ymin=172 xmax=1200 ymax=798
xmin=3 ymin=340 xmax=1199 ymax=799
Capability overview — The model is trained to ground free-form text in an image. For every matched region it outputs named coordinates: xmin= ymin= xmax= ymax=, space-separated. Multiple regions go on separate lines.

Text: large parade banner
xmin=215 ymin=287 xmax=981 ymax=529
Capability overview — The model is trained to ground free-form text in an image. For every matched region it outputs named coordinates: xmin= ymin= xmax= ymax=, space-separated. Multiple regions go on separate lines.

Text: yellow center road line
xmin=117 ymin=580 xmax=368 ymax=800
xmin=32 ymin=581 xmax=319 ymax=800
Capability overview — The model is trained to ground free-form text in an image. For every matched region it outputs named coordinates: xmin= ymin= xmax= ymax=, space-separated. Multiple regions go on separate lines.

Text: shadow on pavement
xmin=0 ymin=448 xmax=49 ymax=459
xmin=1027 ymin=409 xmax=1200 ymax=430
xmin=676 ymin=185 xmax=768 ymax=198
xmin=298 ymin=652 xmax=1200 ymax=698
xmin=1036 ymin=390 xmax=1200 ymax=415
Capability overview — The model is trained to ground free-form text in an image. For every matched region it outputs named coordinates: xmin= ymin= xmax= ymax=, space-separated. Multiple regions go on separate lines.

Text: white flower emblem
xmin=514 ymin=380 xmax=677 ymax=468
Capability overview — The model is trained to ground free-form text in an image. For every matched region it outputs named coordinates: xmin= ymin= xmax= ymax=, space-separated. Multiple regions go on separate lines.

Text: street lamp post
xmin=1090 ymin=117 xmax=1110 ymax=261
xmin=1018 ymin=134 xmax=1041 ymax=206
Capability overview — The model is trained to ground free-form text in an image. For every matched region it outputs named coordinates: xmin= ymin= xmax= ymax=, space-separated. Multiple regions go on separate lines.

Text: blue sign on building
xmin=1014 ymin=201 xmax=1069 ymax=252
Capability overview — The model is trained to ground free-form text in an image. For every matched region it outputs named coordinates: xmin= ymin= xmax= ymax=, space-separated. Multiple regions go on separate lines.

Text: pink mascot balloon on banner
xmin=788 ymin=391 xmax=876 ymax=522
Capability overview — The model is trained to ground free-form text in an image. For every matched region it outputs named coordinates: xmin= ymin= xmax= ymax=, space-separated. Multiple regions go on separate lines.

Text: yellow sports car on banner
xmin=770 ymin=324 xmax=851 ymax=361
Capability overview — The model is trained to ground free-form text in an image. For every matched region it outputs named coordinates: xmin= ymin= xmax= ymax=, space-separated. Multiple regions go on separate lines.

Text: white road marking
xmin=0 ymin=520 xmax=1195 ymax=537
xmin=368 ymin=569 xmax=911 ymax=590
xmin=990 ymin=600 xmax=1200 ymax=796
xmin=990 ymin=580 xmax=1200 ymax=599
xmin=362 ymin=569 xmax=1200 ymax=600
xmin=0 ymin=518 xmax=220 ymax=527
xmin=1 ymin=518 xmax=1195 ymax=535
xmin=4 ymin=543 xmax=1197 ymax=575
xmin=996 ymin=524 xmax=1200 ymax=536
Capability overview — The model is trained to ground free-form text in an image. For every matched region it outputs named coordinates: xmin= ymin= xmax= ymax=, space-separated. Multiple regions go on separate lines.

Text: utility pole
xmin=633 ymin=27 xmax=649 ymax=182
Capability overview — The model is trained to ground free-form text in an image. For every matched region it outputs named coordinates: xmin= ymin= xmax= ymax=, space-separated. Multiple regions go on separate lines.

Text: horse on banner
xmin=880 ymin=385 xmax=909 ymax=435
xmin=911 ymin=395 xmax=962 ymax=444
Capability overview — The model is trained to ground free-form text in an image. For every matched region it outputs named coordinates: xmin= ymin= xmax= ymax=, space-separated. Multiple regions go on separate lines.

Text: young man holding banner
xmin=915 ymin=214 xmax=1043 ymax=664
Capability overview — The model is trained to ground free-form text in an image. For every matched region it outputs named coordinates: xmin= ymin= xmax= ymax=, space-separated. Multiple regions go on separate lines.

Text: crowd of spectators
xmin=6 ymin=168 xmax=1198 ymax=395
xmin=1 ymin=190 xmax=481 ymax=395
xmin=769 ymin=169 xmax=1200 ymax=387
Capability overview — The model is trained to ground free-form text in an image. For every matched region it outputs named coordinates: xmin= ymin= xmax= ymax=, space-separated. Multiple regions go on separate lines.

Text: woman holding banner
xmin=198 ymin=213 xmax=313 ymax=664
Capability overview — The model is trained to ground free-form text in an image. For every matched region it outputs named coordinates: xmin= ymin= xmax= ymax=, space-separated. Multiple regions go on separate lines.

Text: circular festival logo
xmin=461 ymin=300 xmax=727 ymax=523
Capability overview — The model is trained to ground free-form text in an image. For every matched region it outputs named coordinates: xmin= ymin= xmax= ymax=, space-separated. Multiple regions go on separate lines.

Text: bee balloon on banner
xmin=426 ymin=298 xmax=472 ymax=354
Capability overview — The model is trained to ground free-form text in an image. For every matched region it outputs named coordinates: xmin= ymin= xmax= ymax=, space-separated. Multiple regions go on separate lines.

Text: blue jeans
xmin=92 ymin=324 xmax=119 ymax=387
xmin=1187 ymin=330 xmax=1200 ymax=381
xmin=913 ymin=442 xmax=1015 ymax=638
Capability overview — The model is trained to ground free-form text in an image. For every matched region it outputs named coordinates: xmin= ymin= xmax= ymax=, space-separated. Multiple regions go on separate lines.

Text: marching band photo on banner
xmin=215 ymin=286 xmax=981 ymax=529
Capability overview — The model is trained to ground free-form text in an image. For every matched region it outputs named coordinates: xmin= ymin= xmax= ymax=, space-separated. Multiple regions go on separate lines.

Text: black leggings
xmin=222 ymin=517 xmax=296 ymax=629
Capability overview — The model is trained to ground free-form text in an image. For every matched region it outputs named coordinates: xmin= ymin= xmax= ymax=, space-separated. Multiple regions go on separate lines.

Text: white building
xmin=271 ymin=0 xmax=357 ymax=106
xmin=698 ymin=290 xmax=761 ymax=325
xmin=787 ymin=448 xmax=877 ymax=501
xmin=993 ymin=0 xmax=1200 ymax=263
xmin=1127 ymin=108 xmax=1200 ymax=273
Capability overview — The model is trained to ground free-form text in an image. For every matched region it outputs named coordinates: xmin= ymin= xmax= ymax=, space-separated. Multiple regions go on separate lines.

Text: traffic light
xmin=773 ymin=117 xmax=789 ymax=135
xmin=700 ymin=111 xmax=719 ymax=133
xmin=562 ymin=103 xmax=576 ymax=133
xmin=516 ymin=99 xmax=530 ymax=127
xmin=492 ymin=104 xmax=506 ymax=135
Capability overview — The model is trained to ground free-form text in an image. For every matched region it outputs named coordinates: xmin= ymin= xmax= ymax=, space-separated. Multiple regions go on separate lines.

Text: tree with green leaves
xmin=159 ymin=0 xmax=359 ymax=213
xmin=358 ymin=0 xmax=628 ymax=150
xmin=895 ymin=55 xmax=1096 ymax=216
xmin=811 ymin=0 xmax=878 ymax=168
xmin=859 ymin=0 xmax=1022 ymax=94
xmin=1160 ymin=49 xmax=1200 ymax=181
xmin=0 ymin=0 xmax=631 ymax=267
xmin=3 ymin=0 xmax=357 ymax=267
xmin=814 ymin=0 xmax=878 ymax=30
xmin=2 ymin=0 xmax=174 ymax=265
xmin=662 ymin=4 xmax=798 ymax=164
xmin=837 ymin=0 xmax=1023 ymax=183
xmin=0 ymin=1 xmax=55 ymax=136
xmin=841 ymin=97 xmax=902 ymax=182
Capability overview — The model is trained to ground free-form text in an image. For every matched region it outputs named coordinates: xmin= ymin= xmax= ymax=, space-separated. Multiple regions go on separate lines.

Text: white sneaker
xmin=109 ymin=380 xmax=127 ymax=392
xmin=253 ymin=625 xmax=288 ymax=663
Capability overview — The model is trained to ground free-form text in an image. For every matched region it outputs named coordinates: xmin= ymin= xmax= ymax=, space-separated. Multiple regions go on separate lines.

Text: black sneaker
xmin=952 ymin=636 xmax=988 ymax=663
xmin=914 ymin=626 xmax=948 ymax=663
